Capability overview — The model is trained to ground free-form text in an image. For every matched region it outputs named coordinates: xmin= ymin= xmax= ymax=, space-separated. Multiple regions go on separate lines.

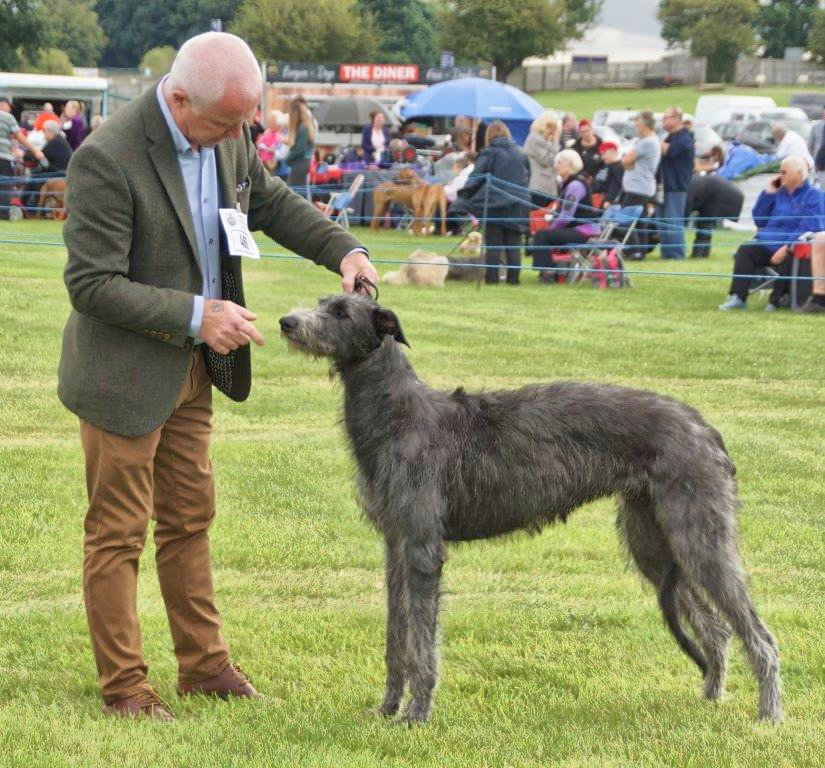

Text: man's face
xmin=44 ymin=128 xmax=57 ymax=140
xmin=602 ymin=147 xmax=618 ymax=163
xmin=580 ymin=125 xmax=593 ymax=142
xmin=662 ymin=110 xmax=680 ymax=132
xmin=171 ymin=87 xmax=259 ymax=148
xmin=779 ymin=164 xmax=803 ymax=190
xmin=0 ymin=100 xmax=10 ymax=114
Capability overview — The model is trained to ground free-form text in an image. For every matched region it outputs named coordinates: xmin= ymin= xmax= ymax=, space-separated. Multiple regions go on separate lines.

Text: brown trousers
xmin=80 ymin=349 xmax=230 ymax=702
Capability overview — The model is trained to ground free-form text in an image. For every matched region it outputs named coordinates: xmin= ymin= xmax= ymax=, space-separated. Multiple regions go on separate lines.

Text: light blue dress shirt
xmin=156 ymin=79 xmax=219 ymax=338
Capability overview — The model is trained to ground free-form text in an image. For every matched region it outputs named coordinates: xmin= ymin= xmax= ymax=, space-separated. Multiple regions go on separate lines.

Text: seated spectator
xmin=34 ymin=102 xmax=59 ymax=132
xmin=572 ymin=119 xmax=603 ymax=180
xmin=797 ymin=231 xmax=825 ymax=313
xmin=362 ymin=110 xmax=391 ymax=163
xmin=686 ymin=171 xmax=744 ymax=258
xmin=773 ymin=122 xmax=813 ymax=170
xmin=23 ymin=119 xmax=72 ymax=210
xmin=523 ymin=109 xmax=560 ymax=204
xmin=719 ymin=156 xmax=823 ymax=310
xmin=444 ymin=156 xmax=474 ymax=203
xmin=531 ymin=149 xmax=600 ymax=284
xmin=61 ymin=100 xmax=87 ymax=150
xmin=451 ymin=121 xmax=529 ymax=284
xmin=592 ymin=142 xmax=624 ymax=208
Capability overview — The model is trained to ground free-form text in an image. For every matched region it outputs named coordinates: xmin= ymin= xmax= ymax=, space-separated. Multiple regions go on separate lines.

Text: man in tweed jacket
xmin=57 ymin=33 xmax=377 ymax=720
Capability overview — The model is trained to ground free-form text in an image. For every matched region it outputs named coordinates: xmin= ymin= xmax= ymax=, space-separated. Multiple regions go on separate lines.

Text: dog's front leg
xmin=400 ymin=531 xmax=445 ymax=725
xmin=378 ymin=535 xmax=409 ymax=717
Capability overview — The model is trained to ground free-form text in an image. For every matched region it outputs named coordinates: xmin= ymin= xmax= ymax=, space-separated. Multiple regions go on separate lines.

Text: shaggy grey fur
xmin=278 ymin=293 xmax=782 ymax=725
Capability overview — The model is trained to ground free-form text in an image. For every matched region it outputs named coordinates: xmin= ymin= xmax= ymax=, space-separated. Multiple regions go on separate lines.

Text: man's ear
xmin=372 ymin=307 xmax=410 ymax=347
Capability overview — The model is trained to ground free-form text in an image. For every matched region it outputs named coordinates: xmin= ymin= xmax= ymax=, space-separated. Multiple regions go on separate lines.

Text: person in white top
xmin=444 ymin=155 xmax=474 ymax=203
xmin=773 ymin=122 xmax=814 ymax=170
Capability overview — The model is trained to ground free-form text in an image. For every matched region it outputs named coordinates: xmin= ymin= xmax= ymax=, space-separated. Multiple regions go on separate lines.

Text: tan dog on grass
xmin=382 ymin=249 xmax=449 ymax=287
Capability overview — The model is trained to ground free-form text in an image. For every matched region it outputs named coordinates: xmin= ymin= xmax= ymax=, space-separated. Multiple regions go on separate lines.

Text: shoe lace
xmin=134 ymin=689 xmax=174 ymax=714
xmin=232 ymin=664 xmax=252 ymax=685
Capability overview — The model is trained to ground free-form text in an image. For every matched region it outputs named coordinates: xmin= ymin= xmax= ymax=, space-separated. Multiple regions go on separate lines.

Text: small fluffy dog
xmin=447 ymin=231 xmax=485 ymax=281
xmin=382 ymin=250 xmax=449 ymax=287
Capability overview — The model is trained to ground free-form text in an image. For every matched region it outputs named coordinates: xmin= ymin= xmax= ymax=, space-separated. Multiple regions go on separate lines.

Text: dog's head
xmin=459 ymin=231 xmax=483 ymax=257
xmin=394 ymin=168 xmax=420 ymax=185
xmin=279 ymin=294 xmax=409 ymax=366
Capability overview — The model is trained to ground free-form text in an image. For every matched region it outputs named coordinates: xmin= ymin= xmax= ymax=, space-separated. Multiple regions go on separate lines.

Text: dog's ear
xmin=373 ymin=307 xmax=410 ymax=347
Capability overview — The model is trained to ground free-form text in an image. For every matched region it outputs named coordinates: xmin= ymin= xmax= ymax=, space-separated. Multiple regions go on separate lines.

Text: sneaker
xmin=718 ymin=295 xmax=746 ymax=310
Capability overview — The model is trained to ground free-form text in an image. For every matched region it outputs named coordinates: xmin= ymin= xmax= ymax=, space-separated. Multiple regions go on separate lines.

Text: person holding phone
xmin=719 ymin=155 xmax=824 ymax=310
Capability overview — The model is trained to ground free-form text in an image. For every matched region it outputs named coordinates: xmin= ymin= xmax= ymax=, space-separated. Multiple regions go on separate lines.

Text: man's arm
xmin=244 ymin=139 xmax=377 ymax=289
xmin=12 ymin=129 xmax=44 ymax=163
xmin=63 ymin=142 xmax=195 ymax=345
xmin=621 ymin=146 xmax=638 ymax=169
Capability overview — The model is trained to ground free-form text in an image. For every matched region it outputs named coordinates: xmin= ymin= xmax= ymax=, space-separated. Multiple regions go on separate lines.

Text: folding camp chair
xmin=321 ymin=173 xmax=364 ymax=230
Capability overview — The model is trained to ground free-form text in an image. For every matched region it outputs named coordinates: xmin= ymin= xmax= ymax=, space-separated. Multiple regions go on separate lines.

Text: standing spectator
xmin=658 ymin=106 xmax=695 ymax=260
xmin=561 ymin=113 xmax=578 ymax=145
xmin=685 ymin=171 xmax=744 ymax=258
xmin=523 ymin=109 xmax=560 ymax=204
xmin=572 ymin=119 xmax=603 ymax=180
xmin=34 ymin=102 xmax=59 ymax=131
xmin=61 ymin=100 xmax=88 ymax=150
xmin=773 ymin=122 xmax=814 ymax=170
xmin=619 ymin=111 xmax=661 ymax=259
xmin=531 ymin=149 xmax=600 ymax=284
xmin=285 ymin=98 xmax=315 ymax=195
xmin=23 ymin=119 xmax=72 ymax=210
xmin=361 ymin=110 xmax=391 ymax=163
xmin=0 ymin=95 xmax=45 ymax=220
xmin=256 ymin=109 xmax=284 ymax=173
xmin=809 ymin=106 xmax=825 ymax=186
xmin=592 ymin=142 xmax=624 ymax=207
xmin=719 ymin=156 xmax=823 ymax=310
xmin=456 ymin=121 xmax=529 ymax=285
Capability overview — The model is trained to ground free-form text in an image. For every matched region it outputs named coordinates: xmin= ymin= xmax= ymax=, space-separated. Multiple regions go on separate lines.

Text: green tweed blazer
xmin=58 ymin=85 xmax=363 ymax=437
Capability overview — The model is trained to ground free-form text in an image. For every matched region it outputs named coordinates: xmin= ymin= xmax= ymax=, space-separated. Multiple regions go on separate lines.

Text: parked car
xmin=789 ymin=92 xmax=825 ymax=120
xmin=734 ymin=115 xmax=812 ymax=154
xmin=694 ymin=94 xmax=777 ymax=126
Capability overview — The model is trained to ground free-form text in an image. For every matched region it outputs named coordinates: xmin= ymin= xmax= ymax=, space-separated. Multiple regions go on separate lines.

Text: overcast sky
xmin=567 ymin=0 xmax=667 ymax=60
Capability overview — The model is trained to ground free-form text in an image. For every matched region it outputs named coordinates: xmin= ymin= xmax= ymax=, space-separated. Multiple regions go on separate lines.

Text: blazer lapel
xmin=214 ymin=142 xmax=237 ymax=209
xmin=141 ymin=87 xmax=200 ymax=264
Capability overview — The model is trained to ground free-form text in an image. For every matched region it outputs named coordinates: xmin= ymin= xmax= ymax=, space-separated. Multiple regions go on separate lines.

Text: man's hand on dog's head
xmin=198 ymin=300 xmax=264 ymax=355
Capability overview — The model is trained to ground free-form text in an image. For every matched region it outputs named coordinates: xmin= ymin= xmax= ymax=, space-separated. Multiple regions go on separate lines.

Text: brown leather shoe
xmin=178 ymin=664 xmax=261 ymax=699
xmin=102 ymin=689 xmax=175 ymax=721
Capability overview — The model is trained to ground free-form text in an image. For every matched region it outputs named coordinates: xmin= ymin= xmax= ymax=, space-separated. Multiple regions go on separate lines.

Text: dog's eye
xmin=333 ymin=306 xmax=349 ymax=320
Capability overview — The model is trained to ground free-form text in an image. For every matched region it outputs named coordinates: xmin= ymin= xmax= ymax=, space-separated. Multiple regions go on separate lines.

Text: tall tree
xmin=658 ymin=0 xmax=758 ymax=82
xmin=0 ymin=0 xmax=47 ymax=70
xmin=356 ymin=0 xmax=438 ymax=63
xmin=755 ymin=0 xmax=818 ymax=59
xmin=440 ymin=0 xmax=602 ymax=82
xmin=41 ymin=0 xmax=106 ymax=67
xmin=232 ymin=0 xmax=377 ymax=62
xmin=808 ymin=8 xmax=825 ymax=61
xmin=96 ymin=0 xmax=241 ymax=68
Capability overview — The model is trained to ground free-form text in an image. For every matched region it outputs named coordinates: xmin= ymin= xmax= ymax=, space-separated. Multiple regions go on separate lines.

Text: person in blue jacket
xmin=719 ymin=155 xmax=824 ymax=310
xmin=657 ymin=106 xmax=695 ymax=259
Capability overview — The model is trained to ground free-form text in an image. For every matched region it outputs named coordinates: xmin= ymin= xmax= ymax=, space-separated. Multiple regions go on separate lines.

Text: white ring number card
xmin=219 ymin=208 xmax=260 ymax=259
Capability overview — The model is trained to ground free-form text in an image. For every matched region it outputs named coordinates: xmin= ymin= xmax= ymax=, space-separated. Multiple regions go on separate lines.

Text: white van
xmin=694 ymin=95 xmax=777 ymax=127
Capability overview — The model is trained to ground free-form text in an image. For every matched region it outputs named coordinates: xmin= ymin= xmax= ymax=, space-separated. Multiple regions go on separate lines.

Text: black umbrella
xmin=313 ymin=97 xmax=395 ymax=130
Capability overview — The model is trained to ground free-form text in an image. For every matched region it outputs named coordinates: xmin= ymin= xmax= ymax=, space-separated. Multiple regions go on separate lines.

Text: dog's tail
xmin=658 ymin=564 xmax=708 ymax=677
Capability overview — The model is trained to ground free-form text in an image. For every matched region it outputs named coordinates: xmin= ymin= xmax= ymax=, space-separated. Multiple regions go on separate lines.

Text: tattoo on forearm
xmin=211 ymin=302 xmax=223 ymax=312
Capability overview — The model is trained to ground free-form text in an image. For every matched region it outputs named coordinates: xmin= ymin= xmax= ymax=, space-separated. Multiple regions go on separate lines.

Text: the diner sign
xmin=338 ymin=63 xmax=420 ymax=83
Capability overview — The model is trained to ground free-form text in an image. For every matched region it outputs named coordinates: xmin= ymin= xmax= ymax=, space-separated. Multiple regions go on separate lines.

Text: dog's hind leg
xmin=676 ymin=583 xmax=731 ymax=700
xmin=617 ymin=494 xmax=708 ymax=675
xmin=655 ymin=484 xmax=782 ymax=722
xmin=378 ymin=536 xmax=409 ymax=717
xmin=400 ymin=531 xmax=445 ymax=724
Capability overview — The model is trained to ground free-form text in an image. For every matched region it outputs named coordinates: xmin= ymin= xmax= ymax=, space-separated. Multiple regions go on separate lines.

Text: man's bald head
xmin=168 ymin=32 xmax=262 ymax=111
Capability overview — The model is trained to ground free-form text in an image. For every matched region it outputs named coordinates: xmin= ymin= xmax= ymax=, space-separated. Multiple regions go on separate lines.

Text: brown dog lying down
xmin=447 ymin=231 xmax=485 ymax=281
xmin=371 ymin=168 xmax=447 ymax=235
xmin=37 ymin=178 xmax=68 ymax=220
xmin=382 ymin=249 xmax=449 ymax=287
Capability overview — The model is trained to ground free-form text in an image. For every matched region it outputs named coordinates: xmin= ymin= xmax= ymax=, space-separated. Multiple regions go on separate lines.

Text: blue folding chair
xmin=321 ymin=173 xmax=364 ymax=230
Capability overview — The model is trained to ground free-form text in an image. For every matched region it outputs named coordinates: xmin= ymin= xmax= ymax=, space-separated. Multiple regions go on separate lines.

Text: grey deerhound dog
xmin=278 ymin=293 xmax=782 ymax=725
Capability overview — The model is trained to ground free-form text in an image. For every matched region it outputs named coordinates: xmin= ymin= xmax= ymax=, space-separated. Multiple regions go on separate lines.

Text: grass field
xmin=0 ymin=219 xmax=823 ymax=767
xmin=533 ymin=85 xmax=820 ymax=119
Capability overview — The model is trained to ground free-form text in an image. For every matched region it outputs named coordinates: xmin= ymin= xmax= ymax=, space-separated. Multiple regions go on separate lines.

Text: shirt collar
xmin=156 ymin=77 xmax=197 ymax=156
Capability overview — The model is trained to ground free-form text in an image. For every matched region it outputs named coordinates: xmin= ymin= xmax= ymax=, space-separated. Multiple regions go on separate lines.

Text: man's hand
xmin=340 ymin=250 xmax=379 ymax=294
xmin=770 ymin=245 xmax=788 ymax=266
xmin=198 ymin=300 xmax=264 ymax=355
